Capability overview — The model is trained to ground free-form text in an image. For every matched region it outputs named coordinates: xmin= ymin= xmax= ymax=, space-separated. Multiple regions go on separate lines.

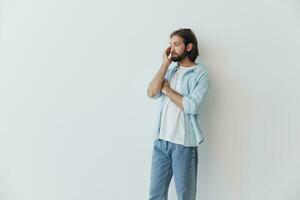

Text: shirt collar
xmin=174 ymin=62 xmax=203 ymax=73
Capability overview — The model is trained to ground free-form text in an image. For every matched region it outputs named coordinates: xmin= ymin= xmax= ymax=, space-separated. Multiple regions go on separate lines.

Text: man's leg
xmin=148 ymin=139 xmax=173 ymax=200
xmin=171 ymin=144 xmax=198 ymax=200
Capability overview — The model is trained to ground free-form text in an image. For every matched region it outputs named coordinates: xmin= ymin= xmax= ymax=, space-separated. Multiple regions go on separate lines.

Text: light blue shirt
xmin=148 ymin=61 xmax=210 ymax=147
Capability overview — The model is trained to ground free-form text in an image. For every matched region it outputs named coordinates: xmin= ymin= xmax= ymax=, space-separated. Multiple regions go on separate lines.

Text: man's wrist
xmin=162 ymin=87 xmax=171 ymax=95
xmin=161 ymin=62 xmax=170 ymax=69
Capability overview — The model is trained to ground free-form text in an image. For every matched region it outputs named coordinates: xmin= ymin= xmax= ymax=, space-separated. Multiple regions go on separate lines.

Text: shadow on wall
xmin=196 ymin=38 xmax=255 ymax=198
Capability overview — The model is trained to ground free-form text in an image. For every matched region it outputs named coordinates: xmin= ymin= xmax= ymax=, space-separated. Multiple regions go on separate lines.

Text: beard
xmin=171 ymin=51 xmax=188 ymax=62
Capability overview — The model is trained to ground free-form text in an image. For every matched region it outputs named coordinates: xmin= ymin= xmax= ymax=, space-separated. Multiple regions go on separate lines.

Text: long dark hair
xmin=170 ymin=28 xmax=199 ymax=62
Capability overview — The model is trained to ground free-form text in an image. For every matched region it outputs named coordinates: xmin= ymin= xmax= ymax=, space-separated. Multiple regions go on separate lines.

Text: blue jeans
xmin=148 ymin=138 xmax=198 ymax=200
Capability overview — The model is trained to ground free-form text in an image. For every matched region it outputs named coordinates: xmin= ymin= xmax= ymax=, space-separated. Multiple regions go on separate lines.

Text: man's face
xmin=169 ymin=35 xmax=188 ymax=62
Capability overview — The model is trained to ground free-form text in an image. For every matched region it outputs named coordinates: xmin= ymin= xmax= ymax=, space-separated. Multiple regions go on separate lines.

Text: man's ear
xmin=186 ymin=43 xmax=193 ymax=52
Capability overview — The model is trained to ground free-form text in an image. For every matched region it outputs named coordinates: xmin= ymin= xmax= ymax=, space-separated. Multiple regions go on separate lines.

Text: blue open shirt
xmin=148 ymin=61 xmax=210 ymax=147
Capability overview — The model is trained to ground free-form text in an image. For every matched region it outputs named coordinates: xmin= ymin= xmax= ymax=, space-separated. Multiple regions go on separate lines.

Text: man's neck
xmin=178 ymin=58 xmax=196 ymax=67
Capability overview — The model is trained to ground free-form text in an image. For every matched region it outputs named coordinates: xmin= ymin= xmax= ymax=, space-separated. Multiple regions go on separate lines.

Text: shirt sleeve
xmin=182 ymin=72 xmax=210 ymax=114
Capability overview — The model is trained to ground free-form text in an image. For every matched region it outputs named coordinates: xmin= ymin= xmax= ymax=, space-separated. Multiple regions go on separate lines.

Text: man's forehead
xmin=169 ymin=36 xmax=184 ymax=44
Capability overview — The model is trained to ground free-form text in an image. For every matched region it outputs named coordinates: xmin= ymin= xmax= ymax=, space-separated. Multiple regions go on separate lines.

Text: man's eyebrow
xmin=169 ymin=42 xmax=181 ymax=44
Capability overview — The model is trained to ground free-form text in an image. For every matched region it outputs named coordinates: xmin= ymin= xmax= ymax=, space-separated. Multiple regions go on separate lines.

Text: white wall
xmin=0 ymin=0 xmax=299 ymax=199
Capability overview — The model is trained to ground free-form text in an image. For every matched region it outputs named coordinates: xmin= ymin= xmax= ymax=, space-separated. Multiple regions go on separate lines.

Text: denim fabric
xmin=148 ymin=138 xmax=198 ymax=200
xmin=148 ymin=61 xmax=210 ymax=147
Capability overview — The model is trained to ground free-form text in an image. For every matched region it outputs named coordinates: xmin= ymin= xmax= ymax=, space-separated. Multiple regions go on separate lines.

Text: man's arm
xmin=147 ymin=46 xmax=172 ymax=99
xmin=162 ymin=72 xmax=210 ymax=115
xmin=147 ymin=62 xmax=169 ymax=99
xmin=162 ymin=86 xmax=184 ymax=110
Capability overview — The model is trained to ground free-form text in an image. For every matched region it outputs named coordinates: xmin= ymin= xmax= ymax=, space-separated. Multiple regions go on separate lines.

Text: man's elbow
xmin=147 ymin=89 xmax=162 ymax=99
xmin=147 ymin=89 xmax=155 ymax=98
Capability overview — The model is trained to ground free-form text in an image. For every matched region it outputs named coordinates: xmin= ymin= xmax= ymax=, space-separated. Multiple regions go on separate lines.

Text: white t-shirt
xmin=159 ymin=65 xmax=196 ymax=145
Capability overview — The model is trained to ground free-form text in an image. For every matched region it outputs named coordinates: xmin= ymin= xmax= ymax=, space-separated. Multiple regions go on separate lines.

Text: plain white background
xmin=0 ymin=0 xmax=299 ymax=199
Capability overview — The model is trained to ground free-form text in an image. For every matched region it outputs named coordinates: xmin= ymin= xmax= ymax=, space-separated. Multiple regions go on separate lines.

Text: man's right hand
xmin=162 ymin=46 xmax=172 ymax=67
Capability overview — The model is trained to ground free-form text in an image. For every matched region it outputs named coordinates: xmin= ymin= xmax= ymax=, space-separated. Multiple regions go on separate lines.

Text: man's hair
xmin=170 ymin=28 xmax=199 ymax=62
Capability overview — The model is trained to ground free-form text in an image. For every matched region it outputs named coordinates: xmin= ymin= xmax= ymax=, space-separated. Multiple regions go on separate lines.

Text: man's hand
xmin=161 ymin=79 xmax=184 ymax=110
xmin=161 ymin=79 xmax=170 ymax=94
xmin=162 ymin=46 xmax=172 ymax=66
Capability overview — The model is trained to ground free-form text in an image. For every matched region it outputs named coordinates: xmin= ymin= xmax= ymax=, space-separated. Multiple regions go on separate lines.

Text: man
xmin=147 ymin=28 xmax=210 ymax=200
